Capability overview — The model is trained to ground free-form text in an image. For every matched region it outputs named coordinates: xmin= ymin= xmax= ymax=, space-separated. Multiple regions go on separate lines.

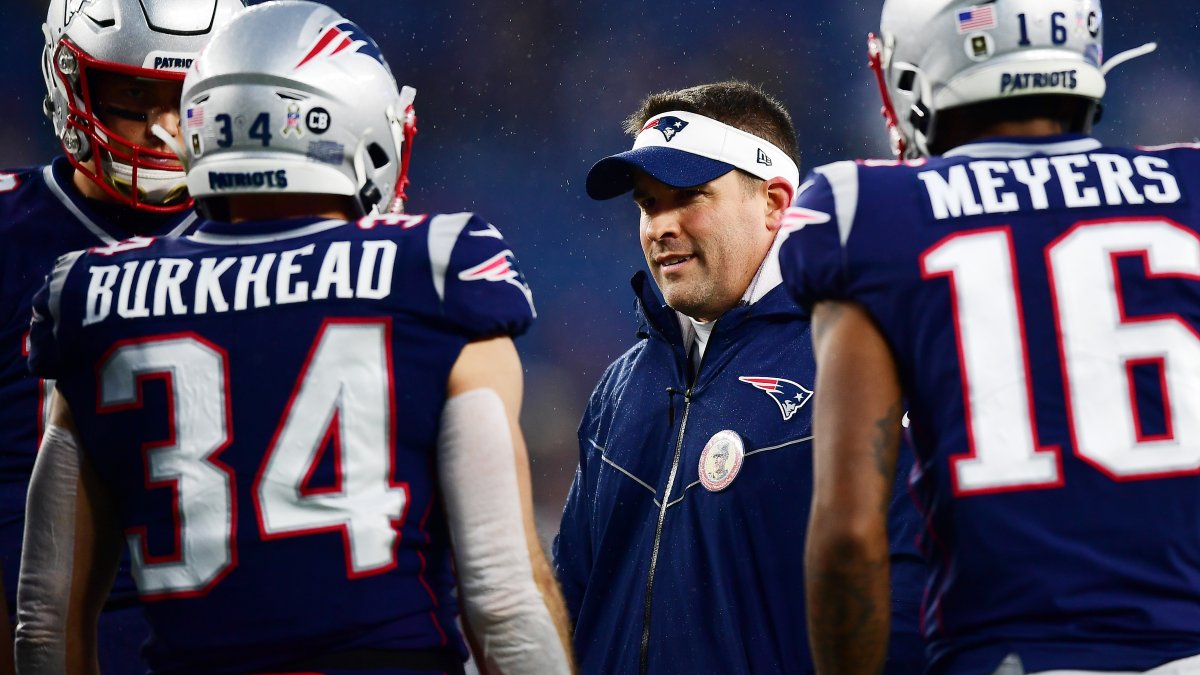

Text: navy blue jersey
xmin=780 ymin=135 xmax=1200 ymax=674
xmin=28 ymin=212 xmax=535 ymax=674
xmin=0 ymin=158 xmax=196 ymax=615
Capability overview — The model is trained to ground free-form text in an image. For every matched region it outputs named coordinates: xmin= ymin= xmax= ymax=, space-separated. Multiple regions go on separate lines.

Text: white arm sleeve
xmin=15 ymin=423 xmax=82 ymax=674
xmin=437 ymin=388 xmax=570 ymax=675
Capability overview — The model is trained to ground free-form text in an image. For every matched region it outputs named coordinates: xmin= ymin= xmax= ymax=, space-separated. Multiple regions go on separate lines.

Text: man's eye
xmin=103 ymin=106 xmax=148 ymax=123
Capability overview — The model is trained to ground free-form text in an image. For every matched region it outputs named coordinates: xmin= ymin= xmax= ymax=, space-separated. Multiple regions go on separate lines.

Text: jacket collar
xmin=632 ymin=270 xmax=685 ymax=345
xmin=631 ymin=269 xmax=805 ymax=349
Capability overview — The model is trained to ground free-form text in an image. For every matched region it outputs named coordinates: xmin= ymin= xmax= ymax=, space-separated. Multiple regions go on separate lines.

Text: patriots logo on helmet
xmin=642 ymin=115 xmax=689 ymax=142
xmin=458 ymin=249 xmax=537 ymax=317
xmin=295 ymin=19 xmax=386 ymax=69
xmin=739 ymin=376 xmax=813 ymax=421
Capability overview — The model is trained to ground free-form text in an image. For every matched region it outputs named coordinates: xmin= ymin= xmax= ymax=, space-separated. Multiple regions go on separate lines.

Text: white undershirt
xmin=689 ymin=318 xmax=715 ymax=363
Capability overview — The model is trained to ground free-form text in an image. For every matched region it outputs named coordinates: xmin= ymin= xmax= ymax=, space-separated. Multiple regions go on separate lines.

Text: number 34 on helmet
xmin=179 ymin=1 xmax=418 ymax=218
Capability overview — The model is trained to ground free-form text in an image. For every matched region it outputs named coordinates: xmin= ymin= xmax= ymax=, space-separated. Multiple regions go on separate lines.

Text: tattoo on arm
xmin=807 ymin=553 xmax=890 ymax=675
xmin=808 ymin=414 xmax=895 ymax=674
xmin=806 ymin=300 xmax=899 ymax=675
xmin=812 ymin=301 xmax=846 ymax=346
xmin=872 ymin=399 xmax=902 ymax=514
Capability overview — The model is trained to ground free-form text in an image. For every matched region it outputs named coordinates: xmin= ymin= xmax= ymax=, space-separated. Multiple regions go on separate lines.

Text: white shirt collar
xmin=741 ymin=229 xmax=784 ymax=305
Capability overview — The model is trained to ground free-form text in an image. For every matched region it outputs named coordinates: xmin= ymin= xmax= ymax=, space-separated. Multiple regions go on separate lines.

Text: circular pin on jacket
xmin=699 ymin=430 xmax=745 ymax=492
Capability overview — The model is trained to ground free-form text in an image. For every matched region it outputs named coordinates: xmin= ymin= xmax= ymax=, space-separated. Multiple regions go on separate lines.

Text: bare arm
xmin=805 ymin=301 xmax=903 ymax=675
xmin=441 ymin=335 xmax=574 ymax=674
xmin=15 ymin=390 xmax=121 ymax=675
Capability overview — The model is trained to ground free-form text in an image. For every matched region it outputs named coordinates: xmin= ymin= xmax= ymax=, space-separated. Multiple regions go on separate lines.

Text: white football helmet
xmin=869 ymin=0 xmax=1155 ymax=158
xmin=42 ymin=0 xmax=245 ymax=212
xmin=180 ymin=0 xmax=417 ymax=217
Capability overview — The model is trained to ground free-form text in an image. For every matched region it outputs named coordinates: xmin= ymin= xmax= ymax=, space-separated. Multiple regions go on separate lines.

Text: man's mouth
xmin=658 ymin=254 xmax=694 ymax=268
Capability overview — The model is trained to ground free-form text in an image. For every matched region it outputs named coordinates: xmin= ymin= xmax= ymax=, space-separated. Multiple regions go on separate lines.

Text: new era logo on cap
xmin=756 ymin=148 xmax=773 ymax=166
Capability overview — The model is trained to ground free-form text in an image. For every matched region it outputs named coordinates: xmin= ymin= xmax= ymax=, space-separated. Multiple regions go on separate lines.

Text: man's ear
xmin=764 ymin=177 xmax=795 ymax=232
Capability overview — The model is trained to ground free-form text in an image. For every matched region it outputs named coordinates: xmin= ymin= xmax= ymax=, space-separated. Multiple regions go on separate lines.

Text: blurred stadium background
xmin=3 ymin=1 xmax=1197 ymax=544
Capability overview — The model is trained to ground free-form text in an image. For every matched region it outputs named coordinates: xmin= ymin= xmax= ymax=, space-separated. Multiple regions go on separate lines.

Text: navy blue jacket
xmin=554 ymin=269 xmax=926 ymax=675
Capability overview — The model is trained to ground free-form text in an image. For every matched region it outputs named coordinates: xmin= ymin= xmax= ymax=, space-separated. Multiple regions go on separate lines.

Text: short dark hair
xmin=931 ymin=94 xmax=1097 ymax=155
xmin=623 ymin=80 xmax=799 ymax=167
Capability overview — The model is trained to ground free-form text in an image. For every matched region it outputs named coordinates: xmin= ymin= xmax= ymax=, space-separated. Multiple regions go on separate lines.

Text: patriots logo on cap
xmin=739 ymin=376 xmax=812 ymax=421
xmin=295 ymin=20 xmax=386 ymax=69
xmin=458 ymin=249 xmax=537 ymax=316
xmin=642 ymin=115 xmax=689 ymax=142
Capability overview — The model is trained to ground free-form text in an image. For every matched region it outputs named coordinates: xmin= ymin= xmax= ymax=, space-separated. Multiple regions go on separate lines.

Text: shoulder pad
xmin=429 ymin=213 xmax=536 ymax=338
xmin=0 ymin=166 xmax=43 ymax=198
xmin=27 ymin=249 xmax=87 ymax=379
xmin=0 ymin=166 xmax=49 ymax=233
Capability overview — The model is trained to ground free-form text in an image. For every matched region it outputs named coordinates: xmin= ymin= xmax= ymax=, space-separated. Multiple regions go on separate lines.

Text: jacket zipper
xmin=639 ymin=387 xmax=692 ymax=675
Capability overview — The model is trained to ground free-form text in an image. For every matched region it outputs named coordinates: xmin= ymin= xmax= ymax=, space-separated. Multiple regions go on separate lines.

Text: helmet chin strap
xmin=387 ymin=85 xmax=418 ymax=214
xmin=101 ymin=122 xmax=185 ymax=206
xmin=151 ymin=123 xmax=189 ymax=169
xmin=1102 ymin=42 xmax=1157 ymax=75
xmin=868 ymin=33 xmax=907 ymax=159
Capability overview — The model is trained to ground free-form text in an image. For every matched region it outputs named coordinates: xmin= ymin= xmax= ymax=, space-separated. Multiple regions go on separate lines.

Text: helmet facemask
xmin=40 ymin=0 xmax=246 ymax=213
xmin=869 ymin=32 xmax=933 ymax=159
xmin=49 ymin=38 xmax=189 ymax=212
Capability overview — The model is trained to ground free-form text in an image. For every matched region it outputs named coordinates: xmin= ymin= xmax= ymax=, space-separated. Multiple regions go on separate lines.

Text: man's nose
xmin=147 ymin=106 xmax=182 ymax=145
xmin=644 ymin=210 xmax=682 ymax=241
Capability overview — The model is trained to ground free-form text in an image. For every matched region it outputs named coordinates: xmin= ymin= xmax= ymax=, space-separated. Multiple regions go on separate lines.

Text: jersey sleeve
xmin=27 ymin=250 xmax=86 ymax=380
xmin=0 ymin=168 xmax=41 ymax=316
xmin=426 ymin=213 xmax=536 ymax=339
xmin=778 ymin=162 xmax=858 ymax=313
